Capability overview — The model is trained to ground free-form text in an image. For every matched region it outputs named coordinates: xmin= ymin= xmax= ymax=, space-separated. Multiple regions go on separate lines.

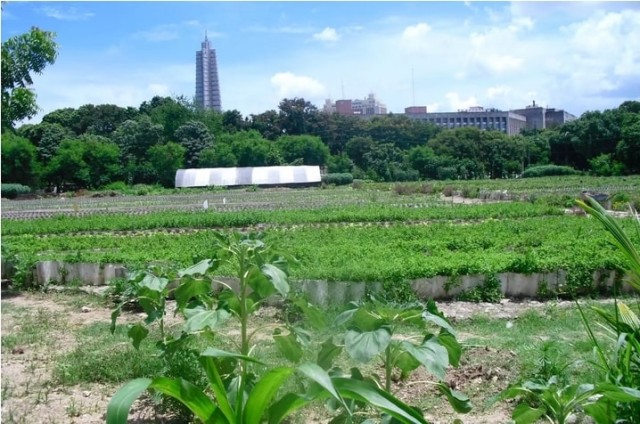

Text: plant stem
xmin=385 ymin=345 xmax=393 ymax=393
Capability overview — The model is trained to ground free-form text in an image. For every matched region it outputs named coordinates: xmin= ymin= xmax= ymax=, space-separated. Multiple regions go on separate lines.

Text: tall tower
xmin=195 ymin=32 xmax=221 ymax=111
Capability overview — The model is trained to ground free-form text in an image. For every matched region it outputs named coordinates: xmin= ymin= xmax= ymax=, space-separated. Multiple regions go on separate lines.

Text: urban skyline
xmin=2 ymin=2 xmax=638 ymax=125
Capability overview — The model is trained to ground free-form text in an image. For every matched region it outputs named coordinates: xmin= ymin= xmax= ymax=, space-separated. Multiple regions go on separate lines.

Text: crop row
xmin=4 ymin=216 xmax=635 ymax=284
xmin=1 ymin=202 xmax=566 ymax=236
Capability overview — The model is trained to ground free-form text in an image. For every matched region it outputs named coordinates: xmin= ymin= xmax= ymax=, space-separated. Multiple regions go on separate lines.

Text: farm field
xmin=2 ymin=176 xmax=640 ymax=423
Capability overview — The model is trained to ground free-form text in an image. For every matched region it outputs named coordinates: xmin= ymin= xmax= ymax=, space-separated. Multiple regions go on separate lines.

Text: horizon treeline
xmin=2 ymin=96 xmax=639 ymax=191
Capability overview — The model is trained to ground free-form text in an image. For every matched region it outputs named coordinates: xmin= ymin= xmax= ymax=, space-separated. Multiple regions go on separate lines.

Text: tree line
xmin=2 ymin=96 xmax=639 ymax=191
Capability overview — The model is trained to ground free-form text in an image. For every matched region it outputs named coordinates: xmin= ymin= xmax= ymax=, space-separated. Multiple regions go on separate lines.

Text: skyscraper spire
xmin=195 ymin=33 xmax=221 ymax=111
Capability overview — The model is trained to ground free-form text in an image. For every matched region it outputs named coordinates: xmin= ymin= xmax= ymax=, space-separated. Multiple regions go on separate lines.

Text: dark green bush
xmin=522 ymin=165 xmax=580 ymax=178
xmin=322 ymin=173 xmax=354 ymax=186
xmin=1 ymin=183 xmax=31 ymax=199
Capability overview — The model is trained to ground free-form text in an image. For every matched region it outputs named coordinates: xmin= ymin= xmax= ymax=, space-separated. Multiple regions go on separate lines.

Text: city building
xmin=323 ymin=93 xmax=387 ymax=116
xmin=405 ymin=106 xmax=527 ymax=136
xmin=510 ymin=101 xmax=577 ymax=130
xmin=195 ymin=33 xmax=221 ymax=111
xmin=405 ymin=106 xmax=427 ymax=115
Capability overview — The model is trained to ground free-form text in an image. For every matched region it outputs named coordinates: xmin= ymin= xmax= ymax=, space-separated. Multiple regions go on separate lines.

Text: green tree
xmin=150 ymin=97 xmax=194 ymax=141
xmin=231 ymin=132 xmax=272 ymax=167
xmin=43 ymin=136 xmax=121 ymax=189
xmin=198 ymin=144 xmax=237 ymax=168
xmin=275 ymin=134 xmax=330 ymax=166
xmin=1 ymin=27 xmax=58 ymax=130
xmin=148 ymin=142 xmax=186 ymax=187
xmin=250 ymin=110 xmax=282 ymax=141
xmin=174 ymin=120 xmax=215 ymax=167
xmin=1 ymin=132 xmax=40 ymax=185
xmin=278 ymin=98 xmax=318 ymax=135
xmin=345 ymin=136 xmax=375 ymax=169
xmin=73 ymin=104 xmax=139 ymax=137
xmin=41 ymin=107 xmax=78 ymax=130
xmin=16 ymin=121 xmax=73 ymax=164
xmin=327 ymin=153 xmax=354 ymax=174
xmin=222 ymin=109 xmax=248 ymax=133
xmin=112 ymin=116 xmax=164 ymax=162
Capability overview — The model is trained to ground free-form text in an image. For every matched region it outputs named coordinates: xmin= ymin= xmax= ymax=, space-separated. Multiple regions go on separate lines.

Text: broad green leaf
xmin=178 ymin=259 xmax=213 ymax=277
xmin=106 ymin=378 xmax=152 ymax=424
xmin=345 ymin=327 xmax=392 ymax=363
xmin=436 ymin=383 xmax=472 ymax=413
xmin=201 ymin=347 xmax=266 ymax=365
xmin=293 ymin=299 xmax=327 ymax=330
xmin=244 ymin=367 xmax=294 ymax=424
xmin=199 ymin=356 xmax=235 ymax=424
xmin=583 ymin=398 xmax=616 ymax=424
xmin=334 ymin=308 xmax=358 ymax=327
xmin=149 ymin=377 xmax=217 ymax=423
xmin=183 ymin=307 xmax=230 ymax=333
xmin=175 ymin=278 xmax=212 ymax=312
xmin=246 ymin=266 xmax=277 ymax=299
xmin=262 ymin=263 xmax=289 ymax=297
xmin=139 ymin=274 xmax=168 ymax=292
xmin=597 ymin=383 xmax=640 ymax=402
xmin=127 ymin=323 xmax=149 ymax=350
xmin=511 ymin=403 xmax=545 ymax=424
xmin=394 ymin=350 xmax=421 ymax=375
xmin=331 ymin=377 xmax=427 ymax=424
xmin=422 ymin=310 xmax=456 ymax=336
xmin=298 ymin=363 xmax=344 ymax=407
xmin=268 ymin=392 xmax=324 ymax=424
xmin=401 ymin=339 xmax=449 ymax=381
xmin=433 ymin=331 xmax=462 ymax=367
xmin=317 ymin=337 xmax=342 ymax=370
xmin=273 ymin=330 xmax=304 ymax=363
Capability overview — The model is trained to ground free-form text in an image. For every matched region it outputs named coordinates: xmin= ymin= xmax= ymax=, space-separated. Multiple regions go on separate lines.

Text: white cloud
xmin=402 ymin=22 xmax=431 ymax=41
xmin=38 ymin=6 xmax=94 ymax=21
xmin=313 ymin=27 xmax=340 ymax=42
xmin=486 ymin=85 xmax=512 ymax=99
xmin=270 ymin=72 xmax=326 ymax=100
xmin=135 ymin=28 xmax=180 ymax=42
xmin=445 ymin=92 xmax=479 ymax=111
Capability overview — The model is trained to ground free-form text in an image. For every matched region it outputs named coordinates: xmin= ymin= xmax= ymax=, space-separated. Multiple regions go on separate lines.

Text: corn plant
xmin=107 ymin=232 xmax=431 ymax=424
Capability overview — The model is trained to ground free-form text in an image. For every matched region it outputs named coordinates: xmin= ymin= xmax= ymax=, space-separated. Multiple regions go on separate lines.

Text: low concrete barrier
xmin=2 ymin=259 xmax=631 ymax=304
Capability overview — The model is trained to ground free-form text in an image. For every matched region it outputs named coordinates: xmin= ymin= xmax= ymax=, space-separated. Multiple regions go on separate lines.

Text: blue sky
xmin=2 ymin=1 xmax=639 ymax=124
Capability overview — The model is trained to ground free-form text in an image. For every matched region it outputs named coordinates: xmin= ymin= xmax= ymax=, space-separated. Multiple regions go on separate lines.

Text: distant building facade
xmin=195 ymin=33 xmax=221 ymax=111
xmin=510 ymin=101 xmax=576 ymax=130
xmin=405 ymin=107 xmax=527 ymax=136
xmin=324 ymin=93 xmax=387 ymax=116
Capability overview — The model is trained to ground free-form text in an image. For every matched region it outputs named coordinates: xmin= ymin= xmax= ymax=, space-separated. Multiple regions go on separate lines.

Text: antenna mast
xmin=341 ymin=79 xmax=345 ymax=99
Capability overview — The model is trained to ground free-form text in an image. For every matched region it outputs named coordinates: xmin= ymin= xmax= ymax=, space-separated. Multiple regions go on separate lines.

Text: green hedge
xmin=522 ymin=165 xmax=581 ymax=178
xmin=1 ymin=184 xmax=31 ymax=199
xmin=322 ymin=173 xmax=354 ymax=186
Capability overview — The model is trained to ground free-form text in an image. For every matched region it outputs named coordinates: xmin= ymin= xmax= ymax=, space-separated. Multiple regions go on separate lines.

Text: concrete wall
xmin=2 ymin=259 xmax=631 ymax=304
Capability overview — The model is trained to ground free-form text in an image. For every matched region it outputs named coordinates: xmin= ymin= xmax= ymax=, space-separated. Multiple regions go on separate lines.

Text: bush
xmin=321 ymin=173 xmax=353 ymax=186
xmin=522 ymin=165 xmax=580 ymax=178
xmin=102 ymin=181 xmax=128 ymax=192
xmin=1 ymin=183 xmax=31 ymax=199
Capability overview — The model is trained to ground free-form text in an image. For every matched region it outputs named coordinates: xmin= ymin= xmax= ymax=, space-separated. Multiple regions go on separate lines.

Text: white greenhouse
xmin=175 ymin=165 xmax=322 ymax=188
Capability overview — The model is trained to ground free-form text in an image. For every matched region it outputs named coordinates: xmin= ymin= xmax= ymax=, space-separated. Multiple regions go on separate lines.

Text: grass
xmin=456 ymin=302 xmax=616 ymax=385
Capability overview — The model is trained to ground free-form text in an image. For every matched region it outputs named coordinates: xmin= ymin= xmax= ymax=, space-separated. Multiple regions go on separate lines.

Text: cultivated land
xmin=1 ymin=176 xmax=639 ymax=423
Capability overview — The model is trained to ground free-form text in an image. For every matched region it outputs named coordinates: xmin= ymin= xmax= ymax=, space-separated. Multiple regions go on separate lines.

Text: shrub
xmin=522 ymin=165 xmax=580 ymax=178
xmin=321 ymin=173 xmax=353 ymax=186
xmin=1 ymin=183 xmax=31 ymax=199
xmin=351 ymin=179 xmax=364 ymax=189
xmin=442 ymin=185 xmax=454 ymax=197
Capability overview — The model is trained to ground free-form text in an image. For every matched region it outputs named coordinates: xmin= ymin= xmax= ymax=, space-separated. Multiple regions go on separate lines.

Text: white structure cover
xmin=175 ymin=166 xmax=322 ymax=188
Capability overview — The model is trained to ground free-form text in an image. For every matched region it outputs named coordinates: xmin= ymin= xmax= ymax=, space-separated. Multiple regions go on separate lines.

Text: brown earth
xmin=0 ymin=288 xmax=536 ymax=424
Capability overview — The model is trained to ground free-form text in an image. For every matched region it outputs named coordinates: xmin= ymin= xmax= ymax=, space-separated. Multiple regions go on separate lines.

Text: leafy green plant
xmin=107 ymin=232 xmax=432 ymax=424
xmin=489 ymin=375 xmax=639 ymax=424
xmin=333 ymin=298 xmax=472 ymax=414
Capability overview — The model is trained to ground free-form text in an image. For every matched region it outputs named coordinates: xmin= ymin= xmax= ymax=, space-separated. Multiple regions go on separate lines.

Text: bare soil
xmin=0 ymin=288 xmax=541 ymax=423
